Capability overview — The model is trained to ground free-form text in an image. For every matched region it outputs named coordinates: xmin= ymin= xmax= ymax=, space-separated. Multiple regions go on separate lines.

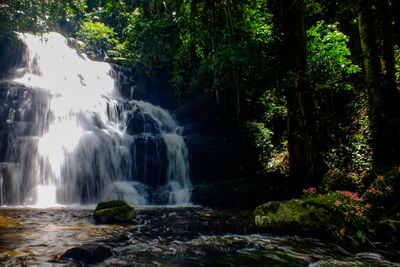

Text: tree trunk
xmin=357 ymin=0 xmax=400 ymax=168
xmin=378 ymin=0 xmax=396 ymax=89
xmin=279 ymin=0 xmax=325 ymax=191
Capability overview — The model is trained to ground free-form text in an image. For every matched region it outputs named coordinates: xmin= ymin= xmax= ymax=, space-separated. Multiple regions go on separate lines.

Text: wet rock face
xmin=130 ymin=135 xmax=168 ymax=190
xmin=62 ymin=243 xmax=113 ymax=264
xmin=126 ymin=111 xmax=160 ymax=135
xmin=0 ymin=34 xmax=26 ymax=79
xmin=94 ymin=200 xmax=136 ymax=224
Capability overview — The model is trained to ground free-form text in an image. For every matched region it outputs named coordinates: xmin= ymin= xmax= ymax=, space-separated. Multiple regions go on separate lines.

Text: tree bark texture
xmin=357 ymin=0 xmax=400 ymax=168
xmin=279 ymin=0 xmax=325 ymax=191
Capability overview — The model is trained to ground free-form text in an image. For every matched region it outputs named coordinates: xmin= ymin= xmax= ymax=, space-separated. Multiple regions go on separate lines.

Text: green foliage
xmin=117 ymin=5 xmax=180 ymax=73
xmin=245 ymin=1 xmax=274 ymax=45
xmin=241 ymin=121 xmax=274 ymax=174
xmin=363 ymin=168 xmax=400 ymax=215
xmin=0 ymin=0 xmax=87 ymax=35
xmin=0 ymin=1 xmax=46 ymax=34
xmin=309 ymin=21 xmax=370 ymax=186
xmin=77 ymin=21 xmax=118 ymax=60
xmin=324 ymin=99 xmax=373 ymax=176
xmin=260 ymin=91 xmax=286 ymax=126
xmin=305 ymin=0 xmax=326 ymax=18
xmin=348 ymin=105 xmax=373 ymax=172
xmin=395 ymin=45 xmax=400 ymax=85
xmin=307 ymin=21 xmax=361 ymax=91
xmin=172 ymin=0 xmax=278 ymax=115
xmin=257 ymin=90 xmax=288 ymax=173
xmin=244 ymin=122 xmax=273 ymax=152
xmin=320 ymin=169 xmax=363 ymax=193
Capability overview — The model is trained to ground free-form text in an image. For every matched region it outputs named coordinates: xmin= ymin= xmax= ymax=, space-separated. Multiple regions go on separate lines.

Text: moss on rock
xmin=95 ymin=200 xmax=129 ymax=211
xmin=254 ymin=198 xmax=338 ymax=235
xmin=94 ymin=200 xmax=136 ymax=224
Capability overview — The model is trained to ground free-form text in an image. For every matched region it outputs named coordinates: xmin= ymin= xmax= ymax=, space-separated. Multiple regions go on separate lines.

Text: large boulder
xmin=254 ymin=198 xmax=338 ymax=235
xmin=94 ymin=200 xmax=136 ymax=224
xmin=62 ymin=243 xmax=112 ymax=264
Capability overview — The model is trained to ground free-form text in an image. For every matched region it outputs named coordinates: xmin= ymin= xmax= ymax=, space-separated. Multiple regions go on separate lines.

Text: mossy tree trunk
xmin=357 ymin=0 xmax=400 ymax=168
xmin=279 ymin=0 xmax=325 ymax=191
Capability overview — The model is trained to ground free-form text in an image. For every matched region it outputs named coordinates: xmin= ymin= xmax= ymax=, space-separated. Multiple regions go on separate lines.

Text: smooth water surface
xmin=0 ymin=207 xmax=399 ymax=266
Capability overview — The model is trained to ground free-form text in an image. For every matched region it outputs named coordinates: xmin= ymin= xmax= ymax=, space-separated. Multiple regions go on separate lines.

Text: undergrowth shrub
xmin=304 ymin=165 xmax=400 ymax=245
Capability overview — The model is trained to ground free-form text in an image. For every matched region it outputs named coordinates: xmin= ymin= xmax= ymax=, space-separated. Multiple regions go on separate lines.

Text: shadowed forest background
xmin=1 ymin=0 xmax=400 ymax=245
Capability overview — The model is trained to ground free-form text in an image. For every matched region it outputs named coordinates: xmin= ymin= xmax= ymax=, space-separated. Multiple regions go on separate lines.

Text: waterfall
xmin=0 ymin=32 xmax=192 ymax=207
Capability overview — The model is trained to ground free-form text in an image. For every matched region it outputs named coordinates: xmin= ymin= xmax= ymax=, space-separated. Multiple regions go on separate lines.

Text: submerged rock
xmin=62 ymin=243 xmax=112 ymax=264
xmin=254 ymin=198 xmax=337 ymax=235
xmin=94 ymin=200 xmax=136 ymax=224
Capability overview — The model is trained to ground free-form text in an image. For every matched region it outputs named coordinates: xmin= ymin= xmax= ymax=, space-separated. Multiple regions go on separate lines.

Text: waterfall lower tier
xmin=0 ymin=32 xmax=191 ymax=207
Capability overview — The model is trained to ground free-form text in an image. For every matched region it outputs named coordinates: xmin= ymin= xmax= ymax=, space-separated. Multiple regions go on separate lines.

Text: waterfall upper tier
xmin=0 ymin=32 xmax=191 ymax=207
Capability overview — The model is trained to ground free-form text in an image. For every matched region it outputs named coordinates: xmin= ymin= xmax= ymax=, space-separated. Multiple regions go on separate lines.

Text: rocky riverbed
xmin=0 ymin=206 xmax=399 ymax=266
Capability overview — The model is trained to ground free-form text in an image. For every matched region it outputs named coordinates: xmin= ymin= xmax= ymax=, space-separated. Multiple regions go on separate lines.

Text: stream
xmin=0 ymin=207 xmax=399 ymax=266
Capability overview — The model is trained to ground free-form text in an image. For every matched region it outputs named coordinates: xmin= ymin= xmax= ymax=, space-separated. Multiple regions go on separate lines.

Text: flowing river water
xmin=0 ymin=207 xmax=399 ymax=266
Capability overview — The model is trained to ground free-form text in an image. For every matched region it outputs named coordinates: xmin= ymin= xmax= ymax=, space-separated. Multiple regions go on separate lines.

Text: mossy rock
xmin=254 ymin=198 xmax=337 ymax=235
xmin=94 ymin=200 xmax=136 ymax=224
xmin=95 ymin=200 xmax=129 ymax=210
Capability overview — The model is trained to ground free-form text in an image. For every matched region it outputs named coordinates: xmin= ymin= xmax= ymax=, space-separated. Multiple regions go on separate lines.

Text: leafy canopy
xmin=307 ymin=21 xmax=361 ymax=91
xmin=77 ymin=21 xmax=118 ymax=60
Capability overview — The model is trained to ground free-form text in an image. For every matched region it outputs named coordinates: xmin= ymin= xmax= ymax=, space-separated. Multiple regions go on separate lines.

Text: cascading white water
xmin=0 ymin=32 xmax=192 ymax=207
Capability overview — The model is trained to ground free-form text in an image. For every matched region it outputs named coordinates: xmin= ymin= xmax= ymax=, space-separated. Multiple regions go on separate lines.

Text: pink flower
xmin=365 ymin=203 xmax=372 ymax=209
xmin=376 ymin=175 xmax=384 ymax=182
xmin=335 ymin=200 xmax=341 ymax=207
xmin=344 ymin=212 xmax=349 ymax=216
xmin=303 ymin=187 xmax=317 ymax=194
xmin=385 ymin=186 xmax=392 ymax=191
xmin=367 ymin=188 xmax=379 ymax=194
xmin=356 ymin=211 xmax=363 ymax=216
xmin=335 ymin=190 xmax=363 ymax=201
